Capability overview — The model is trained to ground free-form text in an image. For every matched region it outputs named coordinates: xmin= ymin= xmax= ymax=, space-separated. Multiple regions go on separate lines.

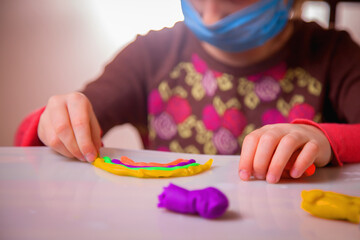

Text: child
xmin=15 ymin=0 xmax=360 ymax=183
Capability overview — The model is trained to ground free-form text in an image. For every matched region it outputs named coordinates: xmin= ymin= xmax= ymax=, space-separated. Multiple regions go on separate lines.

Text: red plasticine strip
xmin=120 ymin=156 xmax=190 ymax=167
xmin=111 ymin=159 xmax=196 ymax=168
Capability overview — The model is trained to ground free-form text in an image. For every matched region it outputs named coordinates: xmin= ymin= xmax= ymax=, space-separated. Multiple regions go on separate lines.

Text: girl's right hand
xmin=38 ymin=92 xmax=102 ymax=162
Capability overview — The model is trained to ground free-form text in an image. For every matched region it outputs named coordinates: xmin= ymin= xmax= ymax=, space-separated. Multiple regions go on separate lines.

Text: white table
xmin=0 ymin=147 xmax=359 ymax=240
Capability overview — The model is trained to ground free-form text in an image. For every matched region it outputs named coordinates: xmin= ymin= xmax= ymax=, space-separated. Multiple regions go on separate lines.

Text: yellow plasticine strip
xmin=120 ymin=156 xmax=189 ymax=167
xmin=301 ymin=189 xmax=360 ymax=223
xmin=93 ymin=157 xmax=213 ymax=178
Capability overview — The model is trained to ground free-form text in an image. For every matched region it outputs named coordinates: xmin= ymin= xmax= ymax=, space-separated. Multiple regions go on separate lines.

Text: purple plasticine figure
xmin=158 ymin=183 xmax=229 ymax=219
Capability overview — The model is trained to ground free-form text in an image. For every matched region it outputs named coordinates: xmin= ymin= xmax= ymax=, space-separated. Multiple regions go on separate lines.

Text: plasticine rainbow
xmin=93 ymin=156 xmax=213 ymax=178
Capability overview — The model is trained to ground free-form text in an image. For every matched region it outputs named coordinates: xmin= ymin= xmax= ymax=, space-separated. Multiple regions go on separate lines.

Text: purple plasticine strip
xmin=158 ymin=183 xmax=229 ymax=219
xmin=111 ymin=159 xmax=196 ymax=168
xmin=111 ymin=159 xmax=122 ymax=164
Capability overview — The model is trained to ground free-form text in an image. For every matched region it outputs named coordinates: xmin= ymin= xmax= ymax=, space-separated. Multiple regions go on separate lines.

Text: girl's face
xmin=189 ymin=0 xmax=260 ymax=25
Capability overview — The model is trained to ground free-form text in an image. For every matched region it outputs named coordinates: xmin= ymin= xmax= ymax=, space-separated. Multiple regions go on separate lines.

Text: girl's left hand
xmin=238 ymin=123 xmax=333 ymax=184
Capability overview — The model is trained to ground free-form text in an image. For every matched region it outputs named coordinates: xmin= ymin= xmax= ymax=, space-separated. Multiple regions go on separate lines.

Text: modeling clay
xmin=158 ymin=183 xmax=229 ymax=219
xmin=102 ymin=156 xmax=196 ymax=168
xmin=120 ymin=156 xmax=190 ymax=167
xmin=116 ymin=162 xmax=200 ymax=171
xmin=93 ymin=157 xmax=213 ymax=178
xmin=110 ymin=159 xmax=196 ymax=168
xmin=303 ymin=164 xmax=316 ymax=176
xmin=103 ymin=156 xmax=113 ymax=164
xmin=100 ymin=156 xmax=199 ymax=170
xmin=301 ymin=189 xmax=360 ymax=223
xmin=281 ymin=157 xmax=316 ymax=178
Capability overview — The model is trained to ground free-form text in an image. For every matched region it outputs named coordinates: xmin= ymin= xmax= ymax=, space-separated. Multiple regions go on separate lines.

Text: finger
xmin=266 ymin=133 xmax=306 ymax=183
xmin=239 ymin=130 xmax=261 ymax=181
xmin=290 ymin=141 xmax=319 ymax=178
xmin=48 ymin=98 xmax=85 ymax=161
xmin=48 ymin=136 xmax=77 ymax=160
xmin=39 ymin=120 xmax=79 ymax=160
xmin=252 ymin=130 xmax=283 ymax=180
xmin=67 ymin=93 xmax=98 ymax=162
xmin=37 ymin=111 xmax=50 ymax=146
xmin=281 ymin=149 xmax=301 ymax=178
xmin=90 ymin=109 xmax=102 ymax=152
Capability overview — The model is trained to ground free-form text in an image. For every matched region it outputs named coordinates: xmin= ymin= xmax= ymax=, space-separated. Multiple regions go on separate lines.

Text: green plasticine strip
xmin=103 ymin=156 xmax=112 ymax=164
xmin=101 ymin=156 xmax=200 ymax=171
xmin=120 ymin=162 xmax=200 ymax=171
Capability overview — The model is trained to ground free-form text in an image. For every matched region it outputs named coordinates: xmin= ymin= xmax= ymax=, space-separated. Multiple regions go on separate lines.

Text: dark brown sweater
xmin=81 ymin=19 xmax=360 ymax=161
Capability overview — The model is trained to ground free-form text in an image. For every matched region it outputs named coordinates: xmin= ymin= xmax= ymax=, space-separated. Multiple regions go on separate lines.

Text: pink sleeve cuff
xmin=14 ymin=107 xmax=46 ymax=146
xmin=292 ymin=119 xmax=360 ymax=166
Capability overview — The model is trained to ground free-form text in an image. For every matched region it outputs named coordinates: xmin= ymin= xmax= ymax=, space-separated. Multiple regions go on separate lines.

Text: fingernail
xmin=266 ymin=174 xmax=277 ymax=184
xmin=291 ymin=169 xmax=300 ymax=178
xmin=239 ymin=169 xmax=250 ymax=181
xmin=85 ymin=153 xmax=96 ymax=162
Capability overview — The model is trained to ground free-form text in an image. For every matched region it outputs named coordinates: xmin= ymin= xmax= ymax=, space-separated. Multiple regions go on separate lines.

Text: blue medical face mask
xmin=181 ymin=0 xmax=293 ymax=52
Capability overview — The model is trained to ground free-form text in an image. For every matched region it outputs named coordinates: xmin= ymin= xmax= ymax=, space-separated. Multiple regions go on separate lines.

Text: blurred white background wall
xmin=0 ymin=0 xmax=359 ymax=148
xmin=0 ymin=0 xmax=183 ymax=148
xmin=301 ymin=1 xmax=360 ymax=43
